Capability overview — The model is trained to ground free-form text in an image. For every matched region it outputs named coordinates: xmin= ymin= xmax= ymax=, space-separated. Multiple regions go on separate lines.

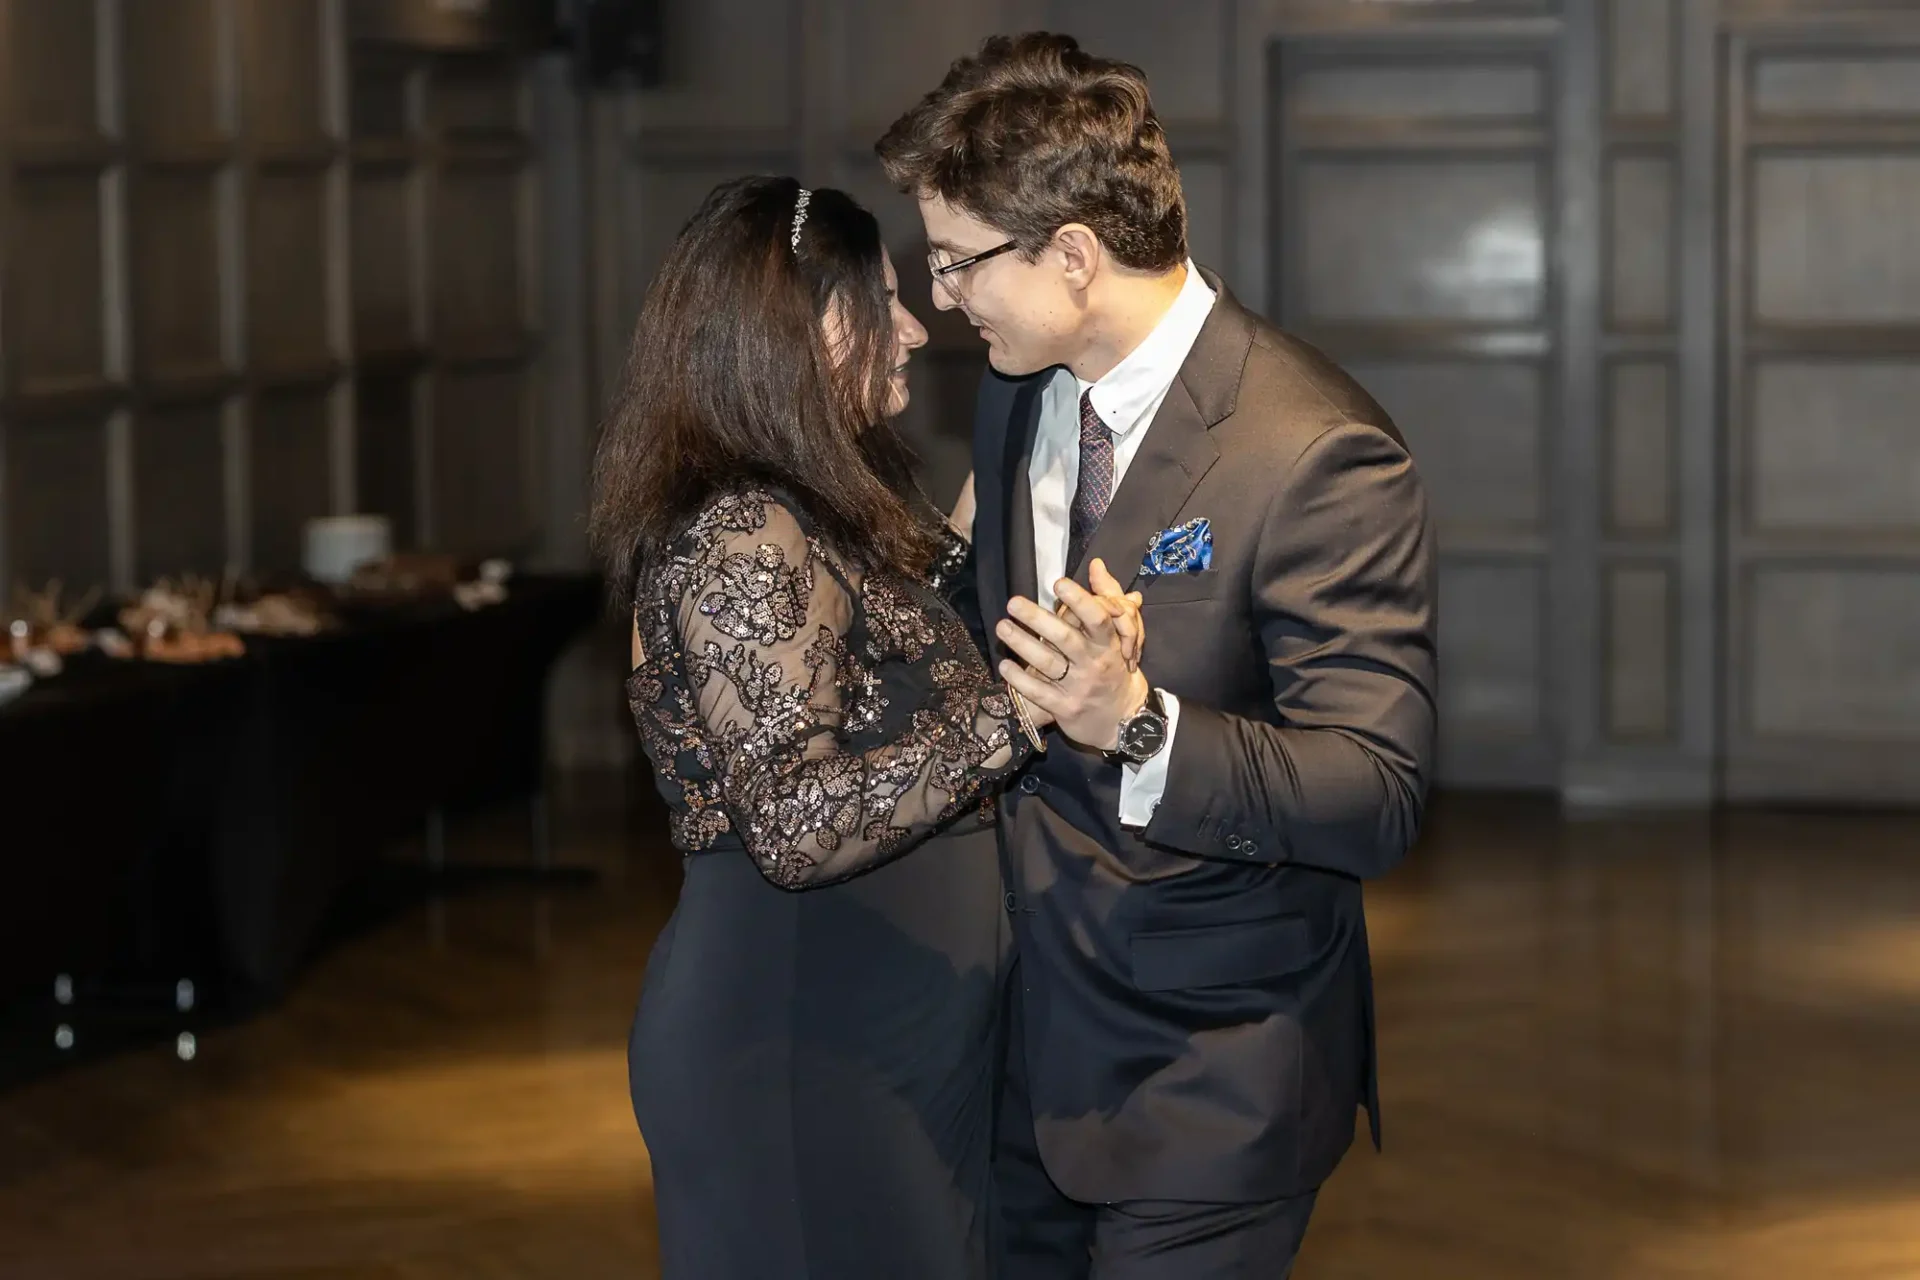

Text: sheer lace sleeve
xmin=926 ymin=525 xmax=991 ymax=662
xmin=677 ymin=497 xmax=1029 ymax=888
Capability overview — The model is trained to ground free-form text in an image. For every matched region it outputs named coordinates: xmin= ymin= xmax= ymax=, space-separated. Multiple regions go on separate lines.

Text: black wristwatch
xmin=1106 ymin=688 xmax=1169 ymax=766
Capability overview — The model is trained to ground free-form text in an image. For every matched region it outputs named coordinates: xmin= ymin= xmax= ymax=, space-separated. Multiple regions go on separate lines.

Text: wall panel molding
xmin=404 ymin=0 xmax=1920 ymax=803
xmin=1718 ymin=13 xmax=1920 ymax=804
xmin=1264 ymin=19 xmax=1568 ymax=790
xmin=1604 ymin=357 xmax=1675 ymax=536
xmin=1604 ymin=560 xmax=1676 ymax=741
xmin=0 ymin=0 xmax=542 ymax=598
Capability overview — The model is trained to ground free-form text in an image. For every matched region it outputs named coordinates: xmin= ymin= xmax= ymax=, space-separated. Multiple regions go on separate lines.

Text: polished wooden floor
xmin=3 ymin=783 xmax=1919 ymax=1278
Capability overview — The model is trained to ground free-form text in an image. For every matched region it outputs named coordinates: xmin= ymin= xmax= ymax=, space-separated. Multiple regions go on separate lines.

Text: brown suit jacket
xmin=974 ymin=270 xmax=1438 ymax=1202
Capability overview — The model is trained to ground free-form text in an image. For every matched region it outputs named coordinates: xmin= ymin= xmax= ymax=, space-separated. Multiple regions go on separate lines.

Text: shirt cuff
xmin=1118 ymin=690 xmax=1180 ymax=828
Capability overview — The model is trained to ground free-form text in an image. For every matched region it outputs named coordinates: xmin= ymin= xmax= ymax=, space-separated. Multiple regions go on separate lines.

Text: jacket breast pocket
xmin=1137 ymin=568 xmax=1219 ymax=606
xmin=1129 ymin=913 xmax=1316 ymax=992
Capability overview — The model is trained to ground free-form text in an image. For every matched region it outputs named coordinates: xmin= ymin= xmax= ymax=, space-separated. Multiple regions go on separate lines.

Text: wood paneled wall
xmin=12 ymin=0 xmax=1918 ymax=805
xmin=1268 ymin=30 xmax=1563 ymax=789
xmin=1717 ymin=16 xmax=1920 ymax=803
xmin=582 ymin=0 xmax=1920 ymax=806
xmin=0 ymin=0 xmax=543 ymax=601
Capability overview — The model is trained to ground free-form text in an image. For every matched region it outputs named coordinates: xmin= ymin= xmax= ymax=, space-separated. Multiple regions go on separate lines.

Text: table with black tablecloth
xmin=0 ymin=573 xmax=604 ymax=1019
xmin=0 ymin=657 xmax=246 ymax=1011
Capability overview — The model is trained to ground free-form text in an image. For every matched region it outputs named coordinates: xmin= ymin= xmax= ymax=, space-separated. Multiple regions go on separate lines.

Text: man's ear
xmin=1054 ymin=224 xmax=1102 ymax=290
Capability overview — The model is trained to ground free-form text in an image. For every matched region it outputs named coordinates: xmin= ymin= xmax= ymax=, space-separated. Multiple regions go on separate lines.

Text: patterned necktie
xmin=1067 ymin=388 xmax=1115 ymax=577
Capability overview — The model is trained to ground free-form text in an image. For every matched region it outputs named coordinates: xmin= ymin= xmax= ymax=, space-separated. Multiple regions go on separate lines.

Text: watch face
xmin=1121 ymin=714 xmax=1167 ymax=761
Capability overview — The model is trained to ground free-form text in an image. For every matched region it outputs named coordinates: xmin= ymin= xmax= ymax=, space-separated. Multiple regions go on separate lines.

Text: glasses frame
xmin=928 ymin=240 xmax=1018 ymax=300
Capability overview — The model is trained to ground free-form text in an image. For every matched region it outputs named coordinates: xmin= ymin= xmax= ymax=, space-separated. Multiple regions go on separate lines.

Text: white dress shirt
xmin=1027 ymin=261 xmax=1217 ymax=828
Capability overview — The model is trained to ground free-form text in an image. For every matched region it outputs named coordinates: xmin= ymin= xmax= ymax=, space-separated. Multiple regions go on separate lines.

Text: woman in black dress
xmin=588 ymin=177 xmax=1130 ymax=1279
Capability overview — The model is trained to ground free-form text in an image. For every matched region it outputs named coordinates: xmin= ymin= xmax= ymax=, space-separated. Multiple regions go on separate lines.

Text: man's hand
xmin=997 ymin=570 xmax=1150 ymax=752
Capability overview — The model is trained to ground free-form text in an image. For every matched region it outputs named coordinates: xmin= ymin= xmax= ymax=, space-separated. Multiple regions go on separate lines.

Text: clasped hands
xmin=995 ymin=558 xmax=1151 ymax=754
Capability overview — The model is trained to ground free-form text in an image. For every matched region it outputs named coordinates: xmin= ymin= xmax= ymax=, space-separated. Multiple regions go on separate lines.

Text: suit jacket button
xmin=1226 ymin=835 xmax=1242 ymax=850
xmin=1020 ymin=775 xmax=1042 ymax=794
xmin=1004 ymin=891 xmax=1018 ymax=914
xmin=1242 ymin=840 xmax=1259 ymax=856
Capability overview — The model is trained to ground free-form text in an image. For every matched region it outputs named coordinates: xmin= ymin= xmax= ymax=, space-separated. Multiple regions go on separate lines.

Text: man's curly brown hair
xmin=874 ymin=31 xmax=1187 ymax=274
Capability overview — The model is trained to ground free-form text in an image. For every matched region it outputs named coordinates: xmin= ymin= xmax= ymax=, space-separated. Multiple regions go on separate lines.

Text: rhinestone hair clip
xmin=790 ymin=188 xmax=812 ymax=253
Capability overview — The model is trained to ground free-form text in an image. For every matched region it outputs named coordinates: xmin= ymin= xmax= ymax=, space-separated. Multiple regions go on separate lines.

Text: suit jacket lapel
xmin=1007 ymin=397 xmax=1041 ymax=608
xmin=977 ymin=373 xmax=1046 ymax=665
xmin=972 ymin=387 xmax=1010 ymax=646
xmin=1078 ymin=273 xmax=1251 ymax=591
xmin=1078 ymin=379 xmax=1220 ymax=593
xmin=984 ymin=268 xmax=1253 ymax=613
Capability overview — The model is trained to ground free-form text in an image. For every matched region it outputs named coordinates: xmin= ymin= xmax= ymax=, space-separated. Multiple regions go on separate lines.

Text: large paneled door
xmin=1720 ymin=23 xmax=1920 ymax=803
xmin=1269 ymin=35 xmax=1562 ymax=789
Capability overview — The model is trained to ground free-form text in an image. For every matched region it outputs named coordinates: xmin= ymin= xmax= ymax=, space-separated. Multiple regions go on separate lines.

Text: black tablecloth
xmin=0 ymin=574 xmax=604 ymax=1010
xmin=0 ymin=659 xmax=245 ymax=1009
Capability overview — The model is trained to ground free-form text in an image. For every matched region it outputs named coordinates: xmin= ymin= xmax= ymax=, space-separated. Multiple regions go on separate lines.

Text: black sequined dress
xmin=624 ymin=488 xmax=1029 ymax=1280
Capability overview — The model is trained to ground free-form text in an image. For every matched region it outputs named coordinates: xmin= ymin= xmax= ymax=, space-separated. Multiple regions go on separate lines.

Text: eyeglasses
xmin=928 ymin=241 xmax=1017 ymax=304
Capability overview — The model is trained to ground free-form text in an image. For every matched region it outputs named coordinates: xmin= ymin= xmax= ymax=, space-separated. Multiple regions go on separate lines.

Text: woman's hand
xmin=948 ymin=472 xmax=977 ymax=543
xmin=1052 ymin=559 xmax=1143 ymax=670
xmin=1087 ymin=558 xmax=1143 ymax=671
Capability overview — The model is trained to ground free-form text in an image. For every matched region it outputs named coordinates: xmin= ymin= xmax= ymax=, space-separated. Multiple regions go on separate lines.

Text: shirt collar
xmin=1076 ymin=261 xmax=1218 ymax=439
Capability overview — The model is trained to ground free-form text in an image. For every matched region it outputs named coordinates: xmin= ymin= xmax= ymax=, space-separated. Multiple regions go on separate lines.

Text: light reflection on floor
xmin=1 ymin=785 xmax=1917 ymax=1279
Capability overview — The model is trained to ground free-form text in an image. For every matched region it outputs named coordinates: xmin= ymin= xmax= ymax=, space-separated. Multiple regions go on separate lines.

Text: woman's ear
xmin=820 ymin=290 xmax=854 ymax=366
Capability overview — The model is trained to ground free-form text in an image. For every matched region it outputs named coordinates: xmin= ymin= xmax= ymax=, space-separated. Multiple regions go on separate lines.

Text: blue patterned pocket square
xmin=1141 ymin=518 xmax=1212 ymax=575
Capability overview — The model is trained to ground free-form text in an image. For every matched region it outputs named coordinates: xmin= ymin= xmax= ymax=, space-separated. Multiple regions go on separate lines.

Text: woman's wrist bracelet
xmin=1008 ymin=687 xmax=1046 ymax=754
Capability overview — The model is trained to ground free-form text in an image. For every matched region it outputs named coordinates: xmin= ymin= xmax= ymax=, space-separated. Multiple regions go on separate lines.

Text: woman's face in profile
xmin=823 ymin=248 xmax=928 ymax=420
xmin=881 ymin=248 xmax=929 ymax=418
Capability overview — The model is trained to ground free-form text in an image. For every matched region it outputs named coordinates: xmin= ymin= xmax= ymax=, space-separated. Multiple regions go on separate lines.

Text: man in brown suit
xmin=879 ymin=30 xmax=1439 ymax=1280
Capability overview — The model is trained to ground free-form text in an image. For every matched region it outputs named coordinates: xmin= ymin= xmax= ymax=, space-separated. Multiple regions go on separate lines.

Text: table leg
xmin=530 ymin=791 xmax=552 ymax=870
xmin=426 ymin=808 xmax=447 ymax=872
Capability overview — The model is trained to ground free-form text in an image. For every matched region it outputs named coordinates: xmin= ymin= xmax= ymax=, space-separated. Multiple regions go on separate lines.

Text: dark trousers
xmin=992 ymin=976 xmax=1319 ymax=1280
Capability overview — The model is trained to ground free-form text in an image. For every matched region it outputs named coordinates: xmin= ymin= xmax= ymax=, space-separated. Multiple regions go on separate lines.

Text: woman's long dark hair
xmin=589 ymin=176 xmax=939 ymax=605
